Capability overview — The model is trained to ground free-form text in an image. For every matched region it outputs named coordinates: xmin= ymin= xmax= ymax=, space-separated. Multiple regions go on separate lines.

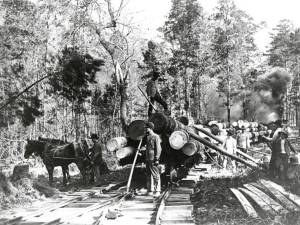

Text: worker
xmin=222 ymin=128 xmax=237 ymax=172
xmin=145 ymin=122 xmax=162 ymax=197
xmin=237 ymin=126 xmax=251 ymax=152
xmin=261 ymin=119 xmax=283 ymax=178
xmin=146 ymin=69 xmax=169 ymax=117
xmin=90 ymin=133 xmax=107 ymax=185
xmin=274 ymin=130 xmax=296 ymax=181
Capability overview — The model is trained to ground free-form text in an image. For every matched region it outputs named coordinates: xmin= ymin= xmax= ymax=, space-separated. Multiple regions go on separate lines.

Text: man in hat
xmin=146 ymin=69 xmax=169 ymax=117
xmin=90 ymin=133 xmax=107 ymax=185
xmin=222 ymin=128 xmax=237 ymax=172
xmin=237 ymin=126 xmax=251 ymax=153
xmin=262 ymin=120 xmax=284 ymax=178
xmin=274 ymin=129 xmax=296 ymax=180
xmin=145 ymin=122 xmax=162 ymax=197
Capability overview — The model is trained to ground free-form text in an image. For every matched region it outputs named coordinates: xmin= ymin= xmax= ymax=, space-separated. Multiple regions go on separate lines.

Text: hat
xmin=279 ymin=129 xmax=288 ymax=136
xmin=146 ymin=122 xmax=155 ymax=130
xmin=90 ymin=133 xmax=99 ymax=139
xmin=227 ymin=128 xmax=235 ymax=136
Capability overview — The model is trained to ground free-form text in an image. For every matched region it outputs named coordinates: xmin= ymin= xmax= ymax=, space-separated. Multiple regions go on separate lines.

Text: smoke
xmin=251 ymin=68 xmax=292 ymax=123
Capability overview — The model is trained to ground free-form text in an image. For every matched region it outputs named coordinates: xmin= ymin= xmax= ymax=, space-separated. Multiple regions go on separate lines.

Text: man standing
xmin=262 ymin=120 xmax=283 ymax=178
xmin=237 ymin=126 xmax=251 ymax=152
xmin=222 ymin=129 xmax=237 ymax=172
xmin=145 ymin=122 xmax=162 ymax=197
xmin=275 ymin=130 xmax=296 ymax=180
xmin=146 ymin=69 xmax=168 ymax=117
xmin=90 ymin=133 xmax=107 ymax=185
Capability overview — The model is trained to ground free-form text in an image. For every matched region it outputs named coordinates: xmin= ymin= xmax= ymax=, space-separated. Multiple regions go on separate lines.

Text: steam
xmin=252 ymin=68 xmax=292 ymax=123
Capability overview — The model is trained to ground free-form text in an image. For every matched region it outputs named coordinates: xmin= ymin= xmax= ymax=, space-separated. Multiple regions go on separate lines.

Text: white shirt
xmin=223 ymin=136 xmax=237 ymax=155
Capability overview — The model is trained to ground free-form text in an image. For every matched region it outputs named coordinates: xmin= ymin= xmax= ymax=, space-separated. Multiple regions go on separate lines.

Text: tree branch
xmin=0 ymin=74 xmax=54 ymax=110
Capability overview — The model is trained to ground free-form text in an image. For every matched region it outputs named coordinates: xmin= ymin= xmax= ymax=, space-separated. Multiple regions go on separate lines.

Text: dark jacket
xmin=92 ymin=142 xmax=103 ymax=163
xmin=146 ymin=133 xmax=162 ymax=161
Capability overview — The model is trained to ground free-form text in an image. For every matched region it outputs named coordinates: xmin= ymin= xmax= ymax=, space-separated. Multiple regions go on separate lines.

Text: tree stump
xmin=12 ymin=163 xmax=29 ymax=180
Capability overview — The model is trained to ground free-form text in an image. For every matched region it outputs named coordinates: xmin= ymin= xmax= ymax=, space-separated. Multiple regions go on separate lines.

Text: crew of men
xmin=203 ymin=120 xmax=297 ymax=180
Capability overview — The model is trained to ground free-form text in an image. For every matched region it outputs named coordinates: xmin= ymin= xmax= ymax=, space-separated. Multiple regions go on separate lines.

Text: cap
xmin=146 ymin=122 xmax=155 ymax=130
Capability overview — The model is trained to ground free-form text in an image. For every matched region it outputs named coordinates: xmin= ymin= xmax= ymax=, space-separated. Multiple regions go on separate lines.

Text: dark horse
xmin=24 ymin=139 xmax=91 ymax=185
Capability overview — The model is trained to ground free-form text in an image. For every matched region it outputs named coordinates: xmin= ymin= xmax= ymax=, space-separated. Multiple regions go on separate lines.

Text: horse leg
xmin=47 ymin=165 xmax=54 ymax=186
xmin=62 ymin=165 xmax=68 ymax=186
xmin=66 ymin=166 xmax=71 ymax=181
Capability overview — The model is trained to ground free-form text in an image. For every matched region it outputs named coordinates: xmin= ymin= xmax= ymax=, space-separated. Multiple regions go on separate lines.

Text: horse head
xmin=24 ymin=140 xmax=45 ymax=159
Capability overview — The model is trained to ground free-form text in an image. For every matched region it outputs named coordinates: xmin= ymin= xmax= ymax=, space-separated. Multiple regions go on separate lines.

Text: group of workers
xmin=204 ymin=120 xmax=297 ymax=181
xmin=143 ymin=63 xmax=299 ymax=196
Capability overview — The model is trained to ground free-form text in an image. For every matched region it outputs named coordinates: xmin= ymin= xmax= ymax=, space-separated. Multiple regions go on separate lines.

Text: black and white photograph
xmin=1 ymin=0 xmax=300 ymax=224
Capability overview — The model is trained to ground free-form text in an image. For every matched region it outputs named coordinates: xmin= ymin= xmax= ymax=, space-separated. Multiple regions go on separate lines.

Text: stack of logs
xmin=106 ymin=113 xmax=264 ymax=169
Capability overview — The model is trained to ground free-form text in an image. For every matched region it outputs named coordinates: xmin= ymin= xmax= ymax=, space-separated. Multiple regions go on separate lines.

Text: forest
xmin=0 ymin=0 xmax=300 ymax=165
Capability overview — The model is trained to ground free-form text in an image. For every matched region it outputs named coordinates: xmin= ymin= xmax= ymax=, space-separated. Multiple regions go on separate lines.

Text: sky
xmin=124 ymin=0 xmax=300 ymax=51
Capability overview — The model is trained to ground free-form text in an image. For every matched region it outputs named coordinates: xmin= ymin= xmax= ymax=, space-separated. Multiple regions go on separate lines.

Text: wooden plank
xmin=238 ymin=187 xmax=276 ymax=216
xmin=230 ymin=188 xmax=258 ymax=218
xmin=258 ymin=180 xmax=299 ymax=212
xmin=260 ymin=179 xmax=300 ymax=208
xmin=243 ymin=184 xmax=288 ymax=214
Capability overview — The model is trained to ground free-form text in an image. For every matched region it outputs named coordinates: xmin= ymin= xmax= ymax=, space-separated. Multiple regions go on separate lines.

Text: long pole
xmin=126 ymin=139 xmax=143 ymax=192
xmin=187 ymin=131 xmax=259 ymax=169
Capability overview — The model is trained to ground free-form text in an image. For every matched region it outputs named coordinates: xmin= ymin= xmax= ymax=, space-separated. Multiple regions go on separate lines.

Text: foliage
xmin=49 ymin=46 xmax=104 ymax=104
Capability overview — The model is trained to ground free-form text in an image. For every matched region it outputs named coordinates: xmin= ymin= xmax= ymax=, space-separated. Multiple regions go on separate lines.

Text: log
xmin=238 ymin=187 xmax=276 ymax=216
xmin=230 ymin=188 xmax=258 ymax=218
xmin=259 ymin=180 xmax=299 ymax=211
xmin=106 ymin=137 xmax=128 ymax=152
xmin=115 ymin=146 xmax=136 ymax=159
xmin=182 ymin=140 xmax=201 ymax=156
xmin=187 ymin=131 xmax=259 ymax=168
xmin=260 ymin=179 xmax=300 ymax=207
xmin=236 ymin=149 xmax=259 ymax=163
xmin=127 ymin=120 xmax=146 ymax=140
xmin=12 ymin=163 xmax=29 ymax=180
xmin=169 ymin=130 xmax=189 ymax=150
xmin=243 ymin=184 xmax=287 ymax=214
xmin=193 ymin=125 xmax=223 ymax=144
xmin=194 ymin=125 xmax=263 ymax=165
xmin=149 ymin=112 xmax=184 ymax=134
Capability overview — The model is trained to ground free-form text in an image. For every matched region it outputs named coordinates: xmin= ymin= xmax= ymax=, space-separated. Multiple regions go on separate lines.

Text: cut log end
xmin=106 ymin=137 xmax=128 ymax=152
xmin=169 ymin=130 xmax=189 ymax=150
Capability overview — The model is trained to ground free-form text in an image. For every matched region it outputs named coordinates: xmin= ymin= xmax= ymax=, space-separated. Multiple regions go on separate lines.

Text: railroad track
xmin=0 ymin=182 xmax=128 ymax=225
xmin=0 ymin=166 xmax=202 ymax=225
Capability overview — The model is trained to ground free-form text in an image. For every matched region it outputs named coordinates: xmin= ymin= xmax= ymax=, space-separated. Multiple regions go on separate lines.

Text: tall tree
xmin=163 ymin=0 xmax=203 ymax=116
xmin=210 ymin=0 xmax=259 ymax=122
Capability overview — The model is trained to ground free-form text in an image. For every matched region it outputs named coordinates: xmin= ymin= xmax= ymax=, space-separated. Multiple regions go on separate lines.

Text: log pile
xmin=106 ymin=112 xmax=264 ymax=170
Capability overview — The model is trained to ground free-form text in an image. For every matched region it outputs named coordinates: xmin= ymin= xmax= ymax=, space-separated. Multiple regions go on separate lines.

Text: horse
xmin=24 ymin=139 xmax=91 ymax=186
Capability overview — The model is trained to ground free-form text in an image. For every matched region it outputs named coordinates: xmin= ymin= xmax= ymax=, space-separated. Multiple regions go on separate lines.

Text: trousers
xmin=148 ymin=92 xmax=168 ymax=117
xmin=146 ymin=161 xmax=161 ymax=192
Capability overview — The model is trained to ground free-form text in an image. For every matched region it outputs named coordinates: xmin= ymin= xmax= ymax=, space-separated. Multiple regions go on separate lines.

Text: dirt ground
xmin=192 ymin=168 xmax=300 ymax=225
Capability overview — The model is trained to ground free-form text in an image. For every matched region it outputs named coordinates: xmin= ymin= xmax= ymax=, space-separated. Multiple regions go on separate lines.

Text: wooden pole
xmin=126 ymin=139 xmax=143 ymax=192
xmin=187 ymin=131 xmax=259 ymax=169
